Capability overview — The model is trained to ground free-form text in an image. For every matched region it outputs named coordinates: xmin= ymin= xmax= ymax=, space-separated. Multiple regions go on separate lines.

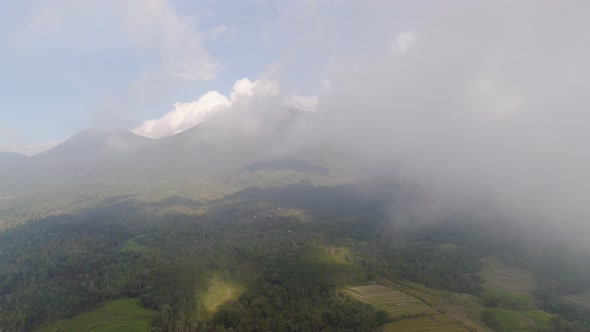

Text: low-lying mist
xmin=280 ymin=1 xmax=590 ymax=249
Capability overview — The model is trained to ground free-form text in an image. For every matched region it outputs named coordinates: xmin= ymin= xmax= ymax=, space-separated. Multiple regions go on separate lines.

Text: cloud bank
xmin=133 ymin=78 xmax=280 ymax=138
xmin=293 ymin=0 xmax=590 ymax=245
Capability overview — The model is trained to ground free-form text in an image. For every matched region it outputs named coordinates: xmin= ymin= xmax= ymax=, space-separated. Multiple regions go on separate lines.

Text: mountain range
xmin=0 ymin=108 xmax=346 ymax=222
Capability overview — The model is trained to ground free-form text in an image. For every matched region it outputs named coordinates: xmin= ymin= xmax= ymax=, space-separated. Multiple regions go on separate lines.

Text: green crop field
xmin=382 ymin=315 xmax=470 ymax=332
xmin=521 ymin=310 xmax=551 ymax=327
xmin=478 ymin=256 xmax=535 ymax=293
xmin=37 ymin=298 xmax=157 ymax=332
xmin=119 ymin=237 xmax=147 ymax=253
xmin=343 ymin=285 xmax=436 ymax=319
xmin=481 ymin=308 xmax=550 ymax=331
xmin=484 ymin=286 xmax=536 ymax=309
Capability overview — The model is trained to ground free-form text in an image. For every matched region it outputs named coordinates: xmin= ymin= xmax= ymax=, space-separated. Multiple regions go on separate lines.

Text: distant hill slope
xmin=0 ymin=152 xmax=26 ymax=164
xmin=242 ymin=158 xmax=329 ymax=175
xmin=37 ymin=129 xmax=154 ymax=160
xmin=0 ymin=108 xmax=357 ymax=224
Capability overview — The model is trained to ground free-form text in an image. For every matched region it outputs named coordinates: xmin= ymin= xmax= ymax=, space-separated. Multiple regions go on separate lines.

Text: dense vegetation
xmin=1 ymin=183 xmax=590 ymax=331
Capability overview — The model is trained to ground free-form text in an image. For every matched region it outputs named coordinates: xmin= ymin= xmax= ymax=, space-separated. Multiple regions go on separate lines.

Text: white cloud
xmin=124 ymin=0 xmax=221 ymax=81
xmin=133 ymin=91 xmax=230 ymax=139
xmin=390 ymin=30 xmax=416 ymax=54
xmin=283 ymin=94 xmax=318 ymax=112
xmin=231 ymin=78 xmax=279 ymax=100
xmin=133 ymin=78 xmax=280 ymax=139
xmin=294 ymin=0 xmax=590 ymax=247
xmin=206 ymin=25 xmax=237 ymax=40
xmin=8 ymin=0 xmax=220 ymax=81
xmin=321 ymin=79 xmax=333 ymax=93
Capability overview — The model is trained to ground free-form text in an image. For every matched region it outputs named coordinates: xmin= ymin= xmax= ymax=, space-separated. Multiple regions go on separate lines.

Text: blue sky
xmin=0 ymin=0 xmax=421 ymax=154
xmin=0 ymin=1 xmax=276 ymax=150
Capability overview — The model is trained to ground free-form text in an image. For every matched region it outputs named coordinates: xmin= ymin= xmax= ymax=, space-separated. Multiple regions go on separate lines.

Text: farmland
xmin=480 ymin=308 xmax=551 ymax=331
xmin=478 ymin=256 xmax=535 ymax=293
xmin=4 ymin=182 xmax=590 ymax=331
xmin=377 ymin=279 xmax=495 ymax=331
xmin=382 ymin=315 xmax=470 ymax=332
xmin=343 ymin=284 xmax=436 ymax=319
xmin=343 ymin=284 xmax=477 ymax=331
xmin=37 ymin=298 xmax=157 ymax=332
xmin=563 ymin=291 xmax=590 ymax=309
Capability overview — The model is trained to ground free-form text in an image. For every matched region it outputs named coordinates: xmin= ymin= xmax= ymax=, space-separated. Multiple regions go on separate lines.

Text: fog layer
xmin=287 ymin=1 xmax=590 ymax=244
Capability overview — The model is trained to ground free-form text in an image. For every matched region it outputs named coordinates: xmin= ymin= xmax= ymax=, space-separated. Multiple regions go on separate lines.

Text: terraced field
xmin=478 ymin=256 xmax=535 ymax=293
xmin=37 ymin=298 xmax=157 ymax=332
xmin=375 ymin=279 xmax=493 ymax=331
xmin=481 ymin=308 xmax=551 ymax=331
xmin=563 ymin=291 xmax=590 ymax=309
xmin=382 ymin=315 xmax=470 ymax=332
xmin=343 ymin=285 xmax=436 ymax=319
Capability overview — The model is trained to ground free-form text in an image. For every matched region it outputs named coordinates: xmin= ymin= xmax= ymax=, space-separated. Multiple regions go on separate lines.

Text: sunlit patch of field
xmin=276 ymin=244 xmax=365 ymax=287
xmin=343 ymin=285 xmax=436 ymax=319
xmin=321 ymin=245 xmax=355 ymax=263
xmin=382 ymin=315 xmax=470 ymax=332
xmin=202 ymin=275 xmax=244 ymax=314
xmin=119 ymin=237 xmax=147 ymax=253
xmin=563 ymin=291 xmax=590 ymax=309
xmin=37 ymin=298 xmax=157 ymax=332
xmin=478 ymin=256 xmax=535 ymax=293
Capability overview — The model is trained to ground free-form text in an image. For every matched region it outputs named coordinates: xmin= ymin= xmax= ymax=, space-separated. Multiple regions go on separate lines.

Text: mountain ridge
xmin=35 ymin=128 xmax=154 ymax=161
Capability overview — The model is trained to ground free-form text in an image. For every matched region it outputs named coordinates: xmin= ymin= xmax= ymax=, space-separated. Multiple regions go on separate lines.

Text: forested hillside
xmin=1 ymin=183 xmax=590 ymax=331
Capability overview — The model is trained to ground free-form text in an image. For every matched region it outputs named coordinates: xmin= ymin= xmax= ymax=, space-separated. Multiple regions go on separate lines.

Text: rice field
xmin=563 ymin=291 xmax=590 ymax=309
xmin=343 ymin=285 xmax=436 ymax=319
xmin=382 ymin=315 xmax=470 ymax=332
xmin=478 ymin=256 xmax=535 ymax=293
xmin=37 ymin=298 xmax=157 ymax=332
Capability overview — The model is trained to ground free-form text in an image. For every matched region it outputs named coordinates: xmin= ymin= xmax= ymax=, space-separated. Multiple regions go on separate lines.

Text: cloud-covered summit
xmin=132 ymin=78 xmax=308 ymax=139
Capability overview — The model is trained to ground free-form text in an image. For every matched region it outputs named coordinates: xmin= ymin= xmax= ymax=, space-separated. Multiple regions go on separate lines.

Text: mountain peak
xmin=39 ymin=128 xmax=154 ymax=160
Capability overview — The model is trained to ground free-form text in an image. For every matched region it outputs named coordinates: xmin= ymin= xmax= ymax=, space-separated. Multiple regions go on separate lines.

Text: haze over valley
xmin=1 ymin=1 xmax=590 ymax=331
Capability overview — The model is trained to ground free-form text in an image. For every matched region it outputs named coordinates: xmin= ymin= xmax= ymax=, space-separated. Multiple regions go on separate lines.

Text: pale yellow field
xmin=343 ymin=285 xmax=436 ymax=319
